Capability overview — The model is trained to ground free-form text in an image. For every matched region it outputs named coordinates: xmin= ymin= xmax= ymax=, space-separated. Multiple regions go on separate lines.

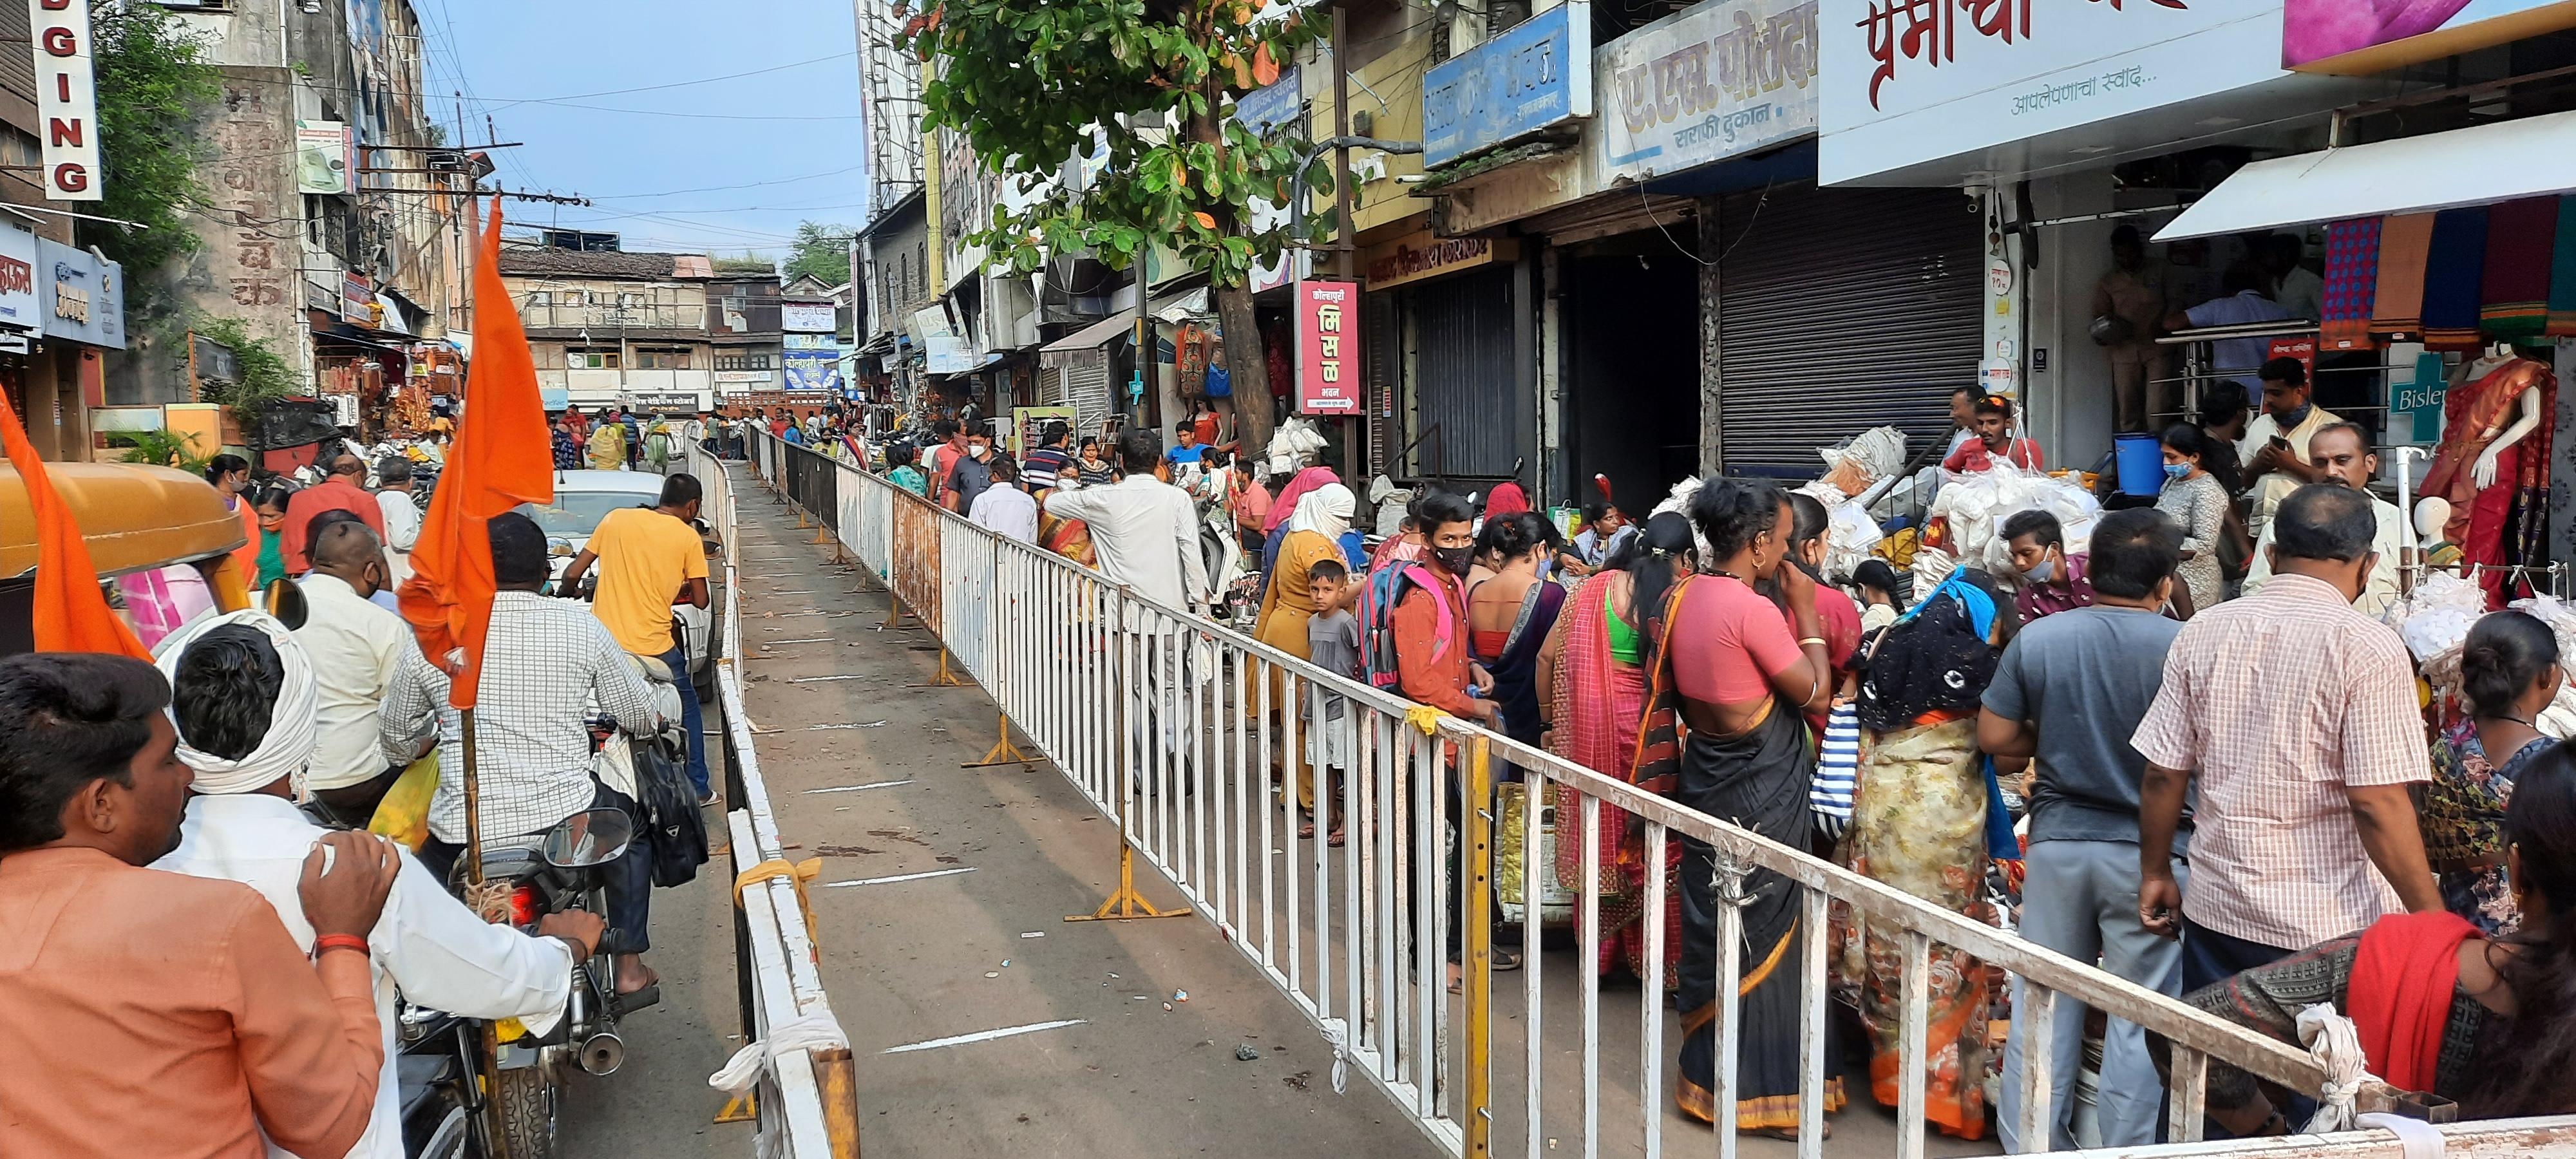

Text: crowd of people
xmin=783 ymin=381 xmax=2576 ymax=1144
xmin=0 ymin=448 xmax=720 ymax=1153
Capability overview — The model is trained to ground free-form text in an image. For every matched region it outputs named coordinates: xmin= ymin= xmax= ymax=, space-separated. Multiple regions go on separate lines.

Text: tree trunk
xmin=1213 ymin=282 xmax=1274 ymax=466
xmin=1186 ymin=100 xmax=1279 ymax=469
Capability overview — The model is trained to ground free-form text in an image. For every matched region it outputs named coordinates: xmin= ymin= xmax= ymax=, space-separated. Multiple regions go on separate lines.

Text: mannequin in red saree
xmin=2421 ymin=353 xmax=2555 ymax=608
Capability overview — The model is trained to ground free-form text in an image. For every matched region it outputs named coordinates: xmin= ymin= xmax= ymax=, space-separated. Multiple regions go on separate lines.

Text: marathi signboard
xmin=296 ymin=120 xmax=352 ymax=196
xmin=1294 ymin=279 xmax=1360 ymax=415
xmin=1423 ymin=3 xmax=1593 ymax=167
xmin=1361 ymin=231 xmax=1517 ymax=292
xmin=781 ymin=300 xmax=837 ymax=332
xmin=714 ymin=370 xmax=773 ymax=384
xmin=38 ymin=236 xmax=121 ymax=349
xmin=0 ymin=225 xmax=39 ymax=332
xmin=29 ymin=0 xmax=100 ymax=201
xmin=1818 ymin=0 xmax=2297 ymax=185
xmin=2288 ymin=0 xmax=2576 ymax=73
xmin=1597 ymin=0 xmax=1817 ymax=182
xmin=783 ymin=347 xmax=843 ymax=393
xmin=1233 ymin=67 xmax=1302 ymax=135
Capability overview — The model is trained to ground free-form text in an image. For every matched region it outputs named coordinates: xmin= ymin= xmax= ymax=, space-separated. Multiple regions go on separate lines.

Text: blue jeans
xmin=658 ymin=643 xmax=710 ymax=797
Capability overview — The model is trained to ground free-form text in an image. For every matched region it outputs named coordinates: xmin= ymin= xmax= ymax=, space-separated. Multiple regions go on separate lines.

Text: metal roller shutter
xmin=1410 ymin=267 xmax=1518 ymax=478
xmin=1715 ymin=185 xmax=1981 ymax=475
xmin=1365 ymin=290 xmax=1401 ymax=476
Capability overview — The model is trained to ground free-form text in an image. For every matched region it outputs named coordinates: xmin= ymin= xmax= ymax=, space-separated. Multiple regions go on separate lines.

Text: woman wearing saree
xmin=1837 ymin=567 xmax=2014 ymax=1140
xmin=2429 ymin=610 xmax=2561 ymax=934
xmin=1636 ymin=478 xmax=1837 ymax=1136
xmin=1468 ymin=513 xmax=1566 ymax=749
xmin=1254 ymin=483 xmax=1356 ymax=823
xmin=1539 ymin=512 xmax=1693 ymax=979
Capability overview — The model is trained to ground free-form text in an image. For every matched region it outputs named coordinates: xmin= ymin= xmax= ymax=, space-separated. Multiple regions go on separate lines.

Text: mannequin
xmin=2414 ymin=496 xmax=2462 ymax=574
xmin=2421 ymin=342 xmax=2557 ymax=607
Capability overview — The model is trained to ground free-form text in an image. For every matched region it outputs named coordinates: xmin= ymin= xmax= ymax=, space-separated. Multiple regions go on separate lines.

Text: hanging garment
xmin=2370 ymin=212 xmax=2438 ymax=340
xmin=2550 ymin=195 xmax=2576 ymax=337
xmin=2420 ymin=207 xmax=2491 ymax=350
xmin=2419 ymin=357 xmax=2557 ymax=608
xmin=2479 ymin=198 xmax=2558 ymax=340
xmin=2319 ymin=217 xmax=2381 ymax=352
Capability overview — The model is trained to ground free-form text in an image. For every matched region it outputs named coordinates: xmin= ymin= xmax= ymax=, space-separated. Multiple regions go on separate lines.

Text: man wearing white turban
xmin=150 ymin=611 xmax=603 ymax=1159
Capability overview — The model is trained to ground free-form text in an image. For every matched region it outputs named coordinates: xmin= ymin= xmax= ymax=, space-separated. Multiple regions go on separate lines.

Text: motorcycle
xmin=414 ymin=806 xmax=645 ymax=1158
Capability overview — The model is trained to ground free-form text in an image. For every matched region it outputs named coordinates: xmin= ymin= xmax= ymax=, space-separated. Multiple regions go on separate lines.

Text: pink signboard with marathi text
xmin=1294 ymin=279 xmax=1360 ymax=415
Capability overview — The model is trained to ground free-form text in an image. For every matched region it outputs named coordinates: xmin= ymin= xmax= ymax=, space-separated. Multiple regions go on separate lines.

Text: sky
xmin=417 ymin=0 xmax=871 ymax=259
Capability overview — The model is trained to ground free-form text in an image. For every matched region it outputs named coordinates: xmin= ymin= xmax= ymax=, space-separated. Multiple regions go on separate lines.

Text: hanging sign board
xmin=1595 ymin=0 xmax=1818 ymax=184
xmin=1294 ymin=279 xmax=1361 ymax=415
xmin=1423 ymin=3 xmax=1593 ymax=167
xmin=29 ymin=0 xmax=101 ymax=201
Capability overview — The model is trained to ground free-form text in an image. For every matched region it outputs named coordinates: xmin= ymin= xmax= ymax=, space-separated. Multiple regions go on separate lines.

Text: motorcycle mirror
xmin=542 ymin=808 xmax=635 ymax=869
xmin=265 ymin=578 xmax=308 ymax=630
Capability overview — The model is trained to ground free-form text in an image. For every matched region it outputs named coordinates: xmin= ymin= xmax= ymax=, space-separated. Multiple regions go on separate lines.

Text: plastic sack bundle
xmin=2389 ymin=570 xmax=2490 ymax=691
xmin=1922 ymin=463 xmax=2101 ymax=578
xmin=1265 ymin=416 xmax=1329 ymax=475
xmin=1815 ymin=426 xmax=1908 ymax=498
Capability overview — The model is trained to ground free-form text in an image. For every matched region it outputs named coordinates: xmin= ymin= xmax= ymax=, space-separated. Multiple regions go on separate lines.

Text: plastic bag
xmin=368 ymin=753 xmax=441 ymax=851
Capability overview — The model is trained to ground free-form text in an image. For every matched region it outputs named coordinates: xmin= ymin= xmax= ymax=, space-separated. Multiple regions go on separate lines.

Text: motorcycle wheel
xmin=493 ymin=1063 xmax=557 ymax=1159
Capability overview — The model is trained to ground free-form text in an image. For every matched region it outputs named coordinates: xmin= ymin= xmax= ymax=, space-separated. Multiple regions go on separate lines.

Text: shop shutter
xmin=1365 ymin=289 xmax=1401 ymax=476
xmin=1065 ymin=350 xmax=1114 ymax=436
xmin=1715 ymin=185 xmax=1981 ymax=475
xmin=1410 ymin=266 xmax=1517 ymax=478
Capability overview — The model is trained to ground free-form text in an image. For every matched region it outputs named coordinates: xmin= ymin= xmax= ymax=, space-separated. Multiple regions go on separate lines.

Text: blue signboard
xmin=37 ymin=238 xmax=124 ymax=350
xmin=1233 ymin=67 xmax=1302 ymax=135
xmin=783 ymin=347 xmax=843 ymax=394
xmin=1422 ymin=3 xmax=1593 ymax=168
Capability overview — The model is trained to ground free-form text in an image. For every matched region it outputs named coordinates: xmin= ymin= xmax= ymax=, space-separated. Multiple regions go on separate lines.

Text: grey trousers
xmin=1998 ymin=839 xmax=2188 ymax=1153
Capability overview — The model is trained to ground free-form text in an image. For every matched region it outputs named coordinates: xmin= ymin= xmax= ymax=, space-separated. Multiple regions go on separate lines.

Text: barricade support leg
xmin=961 ymin=708 xmax=1034 ymax=768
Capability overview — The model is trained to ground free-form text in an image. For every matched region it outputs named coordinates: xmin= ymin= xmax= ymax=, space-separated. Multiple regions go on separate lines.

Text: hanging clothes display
xmin=2318 ymin=218 xmax=2380 ymax=352
xmin=2370 ymin=212 xmax=2437 ymax=341
xmin=2549 ymin=195 xmax=2576 ymax=337
xmin=2420 ymin=355 xmax=2557 ymax=608
xmin=2421 ymin=207 xmax=2491 ymax=350
xmin=2479 ymin=198 xmax=2558 ymax=340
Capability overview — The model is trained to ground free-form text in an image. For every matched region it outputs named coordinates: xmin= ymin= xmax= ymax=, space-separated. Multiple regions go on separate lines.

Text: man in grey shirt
xmin=1978 ymin=507 xmax=2189 ymax=1153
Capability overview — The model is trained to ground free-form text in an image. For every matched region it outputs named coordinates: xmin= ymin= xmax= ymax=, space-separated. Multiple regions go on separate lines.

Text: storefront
xmin=1356 ymin=222 xmax=1532 ymax=487
xmin=37 ymin=238 xmax=122 ymax=461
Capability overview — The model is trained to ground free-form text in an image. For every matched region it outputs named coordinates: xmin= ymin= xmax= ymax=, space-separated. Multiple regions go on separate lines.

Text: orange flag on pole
xmin=1 ymin=394 xmax=150 ymax=659
xmin=399 ymin=200 xmax=554 ymax=707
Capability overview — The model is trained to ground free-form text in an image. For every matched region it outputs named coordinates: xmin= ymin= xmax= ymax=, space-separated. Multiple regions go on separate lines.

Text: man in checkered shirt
xmin=2132 ymin=484 xmax=2439 ymax=992
xmin=382 ymin=511 xmax=665 ymax=996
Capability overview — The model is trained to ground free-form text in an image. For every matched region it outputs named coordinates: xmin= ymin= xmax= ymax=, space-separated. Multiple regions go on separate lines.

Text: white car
xmin=517 ymin=469 xmax=717 ymax=702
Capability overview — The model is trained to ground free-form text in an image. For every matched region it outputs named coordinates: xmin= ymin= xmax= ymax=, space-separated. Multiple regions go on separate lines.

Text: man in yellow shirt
xmin=560 ymin=473 xmax=712 ymax=800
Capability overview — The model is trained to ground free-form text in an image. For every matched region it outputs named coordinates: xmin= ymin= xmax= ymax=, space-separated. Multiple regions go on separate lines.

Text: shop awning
xmin=2155 ymin=109 xmax=2576 ymax=241
xmin=1039 ymin=308 xmax=1139 ymax=354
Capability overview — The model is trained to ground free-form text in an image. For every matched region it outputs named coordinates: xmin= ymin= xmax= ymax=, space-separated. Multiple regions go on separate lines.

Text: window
xmin=570 ymin=350 xmax=620 ymax=370
xmin=560 ymin=290 xmax=587 ymax=307
xmin=713 ymin=353 xmax=772 ymax=371
xmin=632 ymin=349 xmax=691 ymax=370
xmin=618 ymin=292 xmax=646 ymax=308
xmin=525 ymin=290 xmax=552 ymax=307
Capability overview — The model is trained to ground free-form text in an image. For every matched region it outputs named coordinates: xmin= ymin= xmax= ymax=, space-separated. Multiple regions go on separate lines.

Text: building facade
xmin=500 ymin=247 xmax=717 ymax=415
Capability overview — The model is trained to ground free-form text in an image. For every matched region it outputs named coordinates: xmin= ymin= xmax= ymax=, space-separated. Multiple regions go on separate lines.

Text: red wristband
xmin=313 ymin=933 xmax=370 ymax=957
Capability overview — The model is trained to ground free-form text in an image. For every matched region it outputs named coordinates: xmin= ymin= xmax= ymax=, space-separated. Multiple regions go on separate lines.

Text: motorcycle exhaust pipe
xmin=579 ymin=1031 xmax=626 ymax=1076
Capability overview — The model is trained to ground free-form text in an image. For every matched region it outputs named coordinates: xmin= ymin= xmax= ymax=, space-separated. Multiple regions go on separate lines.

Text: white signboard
xmin=29 ymin=0 xmax=100 ymax=201
xmin=713 ymin=370 xmax=773 ymax=384
xmin=1596 ymin=0 xmax=1817 ymax=184
xmin=1817 ymin=0 xmax=2293 ymax=186
xmin=781 ymin=301 xmax=837 ymax=332
xmin=0 ymin=225 xmax=39 ymax=332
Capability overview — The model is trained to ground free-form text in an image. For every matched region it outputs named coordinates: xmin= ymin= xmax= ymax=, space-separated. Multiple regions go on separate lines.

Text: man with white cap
xmin=150 ymin=610 xmax=602 ymax=1159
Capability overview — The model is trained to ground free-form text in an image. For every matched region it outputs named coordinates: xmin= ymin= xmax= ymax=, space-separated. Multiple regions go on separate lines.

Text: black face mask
xmin=1431 ymin=545 xmax=1473 ymax=576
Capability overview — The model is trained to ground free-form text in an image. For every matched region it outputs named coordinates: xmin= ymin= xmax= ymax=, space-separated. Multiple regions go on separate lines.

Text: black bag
xmin=629 ymin=732 xmax=708 ymax=887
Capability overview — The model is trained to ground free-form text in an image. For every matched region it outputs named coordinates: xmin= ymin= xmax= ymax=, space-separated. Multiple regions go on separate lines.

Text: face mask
xmin=2163 ymin=461 xmax=2193 ymax=481
xmin=2020 ymin=558 xmax=2056 ymax=584
xmin=1432 ymin=545 xmax=1474 ymax=576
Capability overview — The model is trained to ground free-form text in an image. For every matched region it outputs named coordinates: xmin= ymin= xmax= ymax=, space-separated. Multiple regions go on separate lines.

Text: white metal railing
xmin=685 ymin=443 xmax=851 ymax=1159
xmin=741 ymin=431 xmax=2576 ymax=1159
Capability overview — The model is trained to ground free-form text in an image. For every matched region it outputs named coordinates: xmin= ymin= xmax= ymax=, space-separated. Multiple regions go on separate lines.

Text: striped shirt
xmin=2130 ymin=573 xmax=2430 ymax=949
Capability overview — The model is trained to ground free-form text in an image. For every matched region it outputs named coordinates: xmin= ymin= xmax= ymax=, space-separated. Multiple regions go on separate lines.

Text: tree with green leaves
xmin=83 ymin=0 xmax=220 ymax=281
xmin=783 ymin=221 xmax=855 ymax=286
xmin=900 ymin=0 xmax=1332 ymax=459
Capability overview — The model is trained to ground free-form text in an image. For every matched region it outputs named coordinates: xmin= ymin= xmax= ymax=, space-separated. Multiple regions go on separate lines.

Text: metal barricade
xmin=742 ymin=431 xmax=2576 ymax=1159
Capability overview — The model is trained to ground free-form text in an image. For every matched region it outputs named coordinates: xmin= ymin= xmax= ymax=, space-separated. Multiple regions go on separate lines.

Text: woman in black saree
xmin=1634 ymin=478 xmax=1839 ymax=1136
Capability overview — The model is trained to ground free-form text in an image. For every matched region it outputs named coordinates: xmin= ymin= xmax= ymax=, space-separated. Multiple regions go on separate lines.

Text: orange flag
xmin=1 ymin=394 xmax=150 ymax=660
xmin=399 ymin=200 xmax=554 ymax=708
xmin=0 ymin=397 xmax=151 ymax=657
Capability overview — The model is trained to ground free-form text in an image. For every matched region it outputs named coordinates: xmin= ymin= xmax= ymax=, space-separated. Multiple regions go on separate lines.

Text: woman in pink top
xmin=1634 ymin=478 xmax=1837 ymax=1136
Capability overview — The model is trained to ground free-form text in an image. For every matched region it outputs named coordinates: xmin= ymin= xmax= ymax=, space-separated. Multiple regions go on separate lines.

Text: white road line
xmin=824 ymin=867 xmax=976 ymax=888
xmin=806 ymin=721 xmax=890 ymax=730
xmin=880 ymin=1019 xmax=1085 ymax=1055
xmin=763 ymin=590 xmax=816 ymax=595
xmin=802 ymin=780 xmax=912 ymax=793
xmin=788 ymin=674 xmax=869 ymax=683
xmin=763 ymin=637 xmax=833 ymax=645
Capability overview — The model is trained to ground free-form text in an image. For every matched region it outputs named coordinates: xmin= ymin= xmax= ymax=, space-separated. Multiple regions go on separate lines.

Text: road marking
xmin=764 ymin=637 xmax=832 ymax=645
xmin=806 ymin=721 xmax=890 ymax=730
xmin=803 ymin=780 xmax=912 ymax=793
xmin=788 ymin=674 xmax=869 ymax=683
xmin=880 ymin=1019 xmax=1084 ymax=1055
xmin=764 ymin=590 xmax=816 ymax=595
xmin=824 ymin=866 xmax=975 ymax=888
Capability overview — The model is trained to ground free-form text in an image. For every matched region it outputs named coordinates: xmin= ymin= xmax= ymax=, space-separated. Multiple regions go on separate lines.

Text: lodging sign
xmin=28 ymin=0 xmax=100 ymax=201
xmin=1423 ymin=3 xmax=1593 ymax=167
xmin=1294 ymin=279 xmax=1360 ymax=415
xmin=1597 ymin=0 xmax=1817 ymax=182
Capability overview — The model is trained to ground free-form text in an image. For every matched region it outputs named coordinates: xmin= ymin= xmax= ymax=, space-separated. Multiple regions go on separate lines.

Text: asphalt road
xmin=566 ymin=467 xmax=2003 ymax=1159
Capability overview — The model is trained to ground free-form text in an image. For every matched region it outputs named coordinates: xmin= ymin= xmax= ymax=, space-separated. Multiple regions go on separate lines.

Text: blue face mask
xmin=2164 ymin=461 xmax=2193 ymax=481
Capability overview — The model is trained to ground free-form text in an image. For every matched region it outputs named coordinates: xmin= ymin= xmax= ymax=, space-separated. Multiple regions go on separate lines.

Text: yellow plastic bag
xmin=368 ymin=753 xmax=440 ymax=850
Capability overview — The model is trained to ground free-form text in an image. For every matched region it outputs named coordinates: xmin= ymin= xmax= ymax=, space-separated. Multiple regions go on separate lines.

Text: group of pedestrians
xmin=554 ymin=406 xmax=694 ymax=473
